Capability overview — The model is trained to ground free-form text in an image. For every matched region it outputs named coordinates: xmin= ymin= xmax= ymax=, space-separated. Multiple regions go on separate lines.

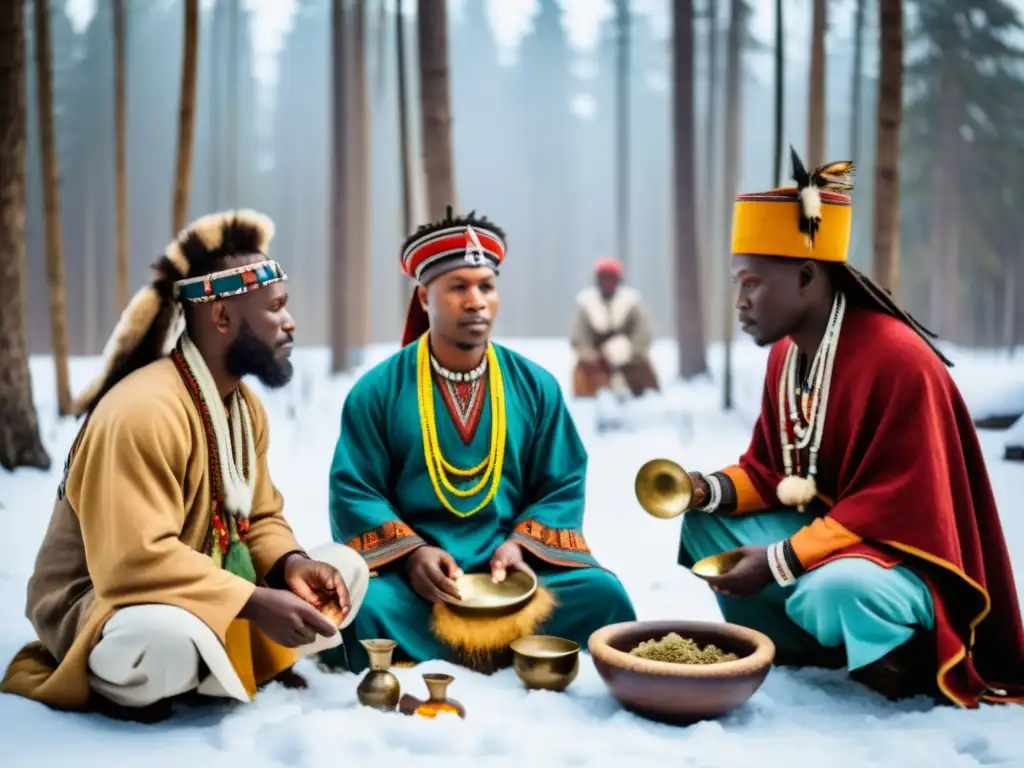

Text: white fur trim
xmin=164 ymin=242 xmax=190 ymax=277
xmin=162 ymin=305 xmax=186 ymax=356
xmin=575 ymin=286 xmax=641 ymax=336
xmin=181 ymin=334 xmax=256 ymax=518
xmin=601 ymin=334 xmax=634 ymax=367
xmin=99 ymin=286 xmax=161 ymax=364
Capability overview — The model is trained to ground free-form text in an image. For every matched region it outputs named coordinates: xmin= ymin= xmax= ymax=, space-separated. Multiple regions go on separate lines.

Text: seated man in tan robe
xmin=571 ymin=257 xmax=660 ymax=400
xmin=0 ymin=210 xmax=369 ymax=723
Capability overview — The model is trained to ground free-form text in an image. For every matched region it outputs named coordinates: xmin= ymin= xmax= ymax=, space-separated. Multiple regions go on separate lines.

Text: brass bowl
xmin=635 ymin=458 xmax=693 ymax=519
xmin=442 ymin=571 xmax=537 ymax=616
xmin=509 ymin=635 xmax=580 ymax=692
xmin=589 ymin=620 xmax=775 ymax=724
xmin=691 ymin=550 xmax=745 ymax=579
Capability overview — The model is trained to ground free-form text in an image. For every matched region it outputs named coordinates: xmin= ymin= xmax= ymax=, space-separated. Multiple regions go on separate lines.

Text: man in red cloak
xmin=676 ymin=148 xmax=1024 ymax=707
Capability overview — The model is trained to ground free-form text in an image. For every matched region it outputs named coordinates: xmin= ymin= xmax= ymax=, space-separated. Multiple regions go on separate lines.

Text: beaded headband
xmin=173 ymin=259 xmax=287 ymax=303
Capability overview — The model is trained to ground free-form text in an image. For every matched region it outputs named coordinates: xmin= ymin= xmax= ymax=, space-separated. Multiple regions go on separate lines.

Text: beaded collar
xmin=430 ymin=354 xmax=487 ymax=382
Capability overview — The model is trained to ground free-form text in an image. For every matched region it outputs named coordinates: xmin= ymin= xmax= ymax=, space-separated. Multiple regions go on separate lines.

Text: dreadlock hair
xmin=401 ymin=204 xmax=507 ymax=257
xmin=71 ymin=210 xmax=275 ymax=416
xmin=823 ymin=262 xmax=954 ymax=368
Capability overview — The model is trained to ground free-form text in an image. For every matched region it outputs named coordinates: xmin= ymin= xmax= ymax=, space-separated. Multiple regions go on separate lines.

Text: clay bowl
xmin=588 ymin=620 xmax=775 ymax=724
xmin=510 ymin=635 xmax=580 ymax=692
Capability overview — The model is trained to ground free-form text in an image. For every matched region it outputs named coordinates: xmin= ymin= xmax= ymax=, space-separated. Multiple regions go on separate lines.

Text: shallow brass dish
xmin=510 ymin=635 xmax=580 ymax=692
xmin=691 ymin=550 xmax=745 ymax=579
xmin=442 ymin=571 xmax=537 ymax=613
xmin=635 ymin=458 xmax=693 ymax=519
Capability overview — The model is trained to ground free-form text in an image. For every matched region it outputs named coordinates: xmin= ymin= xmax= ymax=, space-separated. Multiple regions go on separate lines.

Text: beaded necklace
xmin=171 ymin=334 xmax=258 ymax=582
xmin=431 ymin=353 xmax=487 ymax=432
xmin=776 ymin=291 xmax=846 ymax=511
xmin=416 ymin=333 xmax=506 ymax=518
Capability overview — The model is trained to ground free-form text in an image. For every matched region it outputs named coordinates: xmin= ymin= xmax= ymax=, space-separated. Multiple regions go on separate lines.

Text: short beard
xmin=224 ymin=321 xmax=293 ymax=389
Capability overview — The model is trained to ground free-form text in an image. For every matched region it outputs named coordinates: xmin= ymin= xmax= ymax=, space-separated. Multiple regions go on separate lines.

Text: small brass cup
xmin=510 ymin=635 xmax=580 ymax=692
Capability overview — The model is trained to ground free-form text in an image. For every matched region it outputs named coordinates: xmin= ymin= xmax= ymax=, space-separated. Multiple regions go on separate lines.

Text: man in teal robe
xmin=325 ymin=208 xmax=636 ymax=673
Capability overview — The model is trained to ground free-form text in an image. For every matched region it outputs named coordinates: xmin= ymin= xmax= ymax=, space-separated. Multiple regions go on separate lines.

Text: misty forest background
xmin=12 ymin=0 xmax=1024 ymax=359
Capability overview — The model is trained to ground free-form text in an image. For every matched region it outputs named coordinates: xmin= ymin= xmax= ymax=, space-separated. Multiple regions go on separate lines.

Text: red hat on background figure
xmin=594 ymin=257 xmax=624 ymax=278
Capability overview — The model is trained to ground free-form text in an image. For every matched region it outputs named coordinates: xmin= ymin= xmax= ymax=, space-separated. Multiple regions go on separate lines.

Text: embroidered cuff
xmin=767 ymin=540 xmax=801 ymax=587
xmin=782 ymin=539 xmax=806 ymax=578
xmin=345 ymin=521 xmax=426 ymax=570
xmin=695 ymin=471 xmax=738 ymax=513
xmin=510 ymin=519 xmax=598 ymax=568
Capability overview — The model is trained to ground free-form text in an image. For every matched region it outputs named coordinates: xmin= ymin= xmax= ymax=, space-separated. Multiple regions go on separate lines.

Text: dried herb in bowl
xmin=629 ymin=632 xmax=738 ymax=664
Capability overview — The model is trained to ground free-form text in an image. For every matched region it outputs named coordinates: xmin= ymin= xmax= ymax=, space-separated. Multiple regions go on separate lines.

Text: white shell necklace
xmin=775 ymin=291 xmax=846 ymax=511
xmin=430 ymin=354 xmax=487 ymax=382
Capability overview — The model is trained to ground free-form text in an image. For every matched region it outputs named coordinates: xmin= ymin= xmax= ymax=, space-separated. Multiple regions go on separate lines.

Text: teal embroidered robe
xmin=326 ymin=340 xmax=635 ymax=671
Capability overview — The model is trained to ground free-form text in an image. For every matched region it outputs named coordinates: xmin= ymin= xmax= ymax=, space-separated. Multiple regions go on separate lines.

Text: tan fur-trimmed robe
xmin=0 ymin=359 xmax=302 ymax=709
xmin=570 ymin=286 xmax=659 ymax=397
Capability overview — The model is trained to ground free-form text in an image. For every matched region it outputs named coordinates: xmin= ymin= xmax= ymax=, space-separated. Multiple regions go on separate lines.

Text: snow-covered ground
xmin=2 ymin=337 xmax=1024 ymax=767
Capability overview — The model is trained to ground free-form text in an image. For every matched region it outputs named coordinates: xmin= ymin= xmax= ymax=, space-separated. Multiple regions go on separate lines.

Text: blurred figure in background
xmin=570 ymin=258 xmax=660 ymax=429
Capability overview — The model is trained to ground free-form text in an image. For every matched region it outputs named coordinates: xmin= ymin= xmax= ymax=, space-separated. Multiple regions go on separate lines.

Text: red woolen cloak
xmin=737 ymin=303 xmax=1024 ymax=707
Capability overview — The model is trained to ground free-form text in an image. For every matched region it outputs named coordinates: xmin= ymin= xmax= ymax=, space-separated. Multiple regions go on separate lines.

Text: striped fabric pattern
xmin=401 ymin=224 xmax=505 ymax=282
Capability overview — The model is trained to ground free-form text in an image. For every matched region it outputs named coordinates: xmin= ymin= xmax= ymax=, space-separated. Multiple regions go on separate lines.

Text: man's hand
xmin=239 ymin=586 xmax=338 ymax=648
xmin=282 ymin=554 xmax=351 ymax=626
xmin=687 ymin=471 xmax=710 ymax=510
xmin=406 ymin=546 xmax=463 ymax=604
xmin=490 ymin=540 xmax=535 ymax=583
xmin=702 ymin=546 xmax=775 ymax=597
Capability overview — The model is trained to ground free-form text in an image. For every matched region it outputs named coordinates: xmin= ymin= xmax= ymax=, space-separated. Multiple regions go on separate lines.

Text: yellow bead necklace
xmin=416 ymin=333 xmax=506 ymax=518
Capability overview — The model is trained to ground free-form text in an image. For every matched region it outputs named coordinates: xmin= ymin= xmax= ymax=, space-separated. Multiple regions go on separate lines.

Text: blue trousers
xmin=679 ymin=507 xmax=935 ymax=670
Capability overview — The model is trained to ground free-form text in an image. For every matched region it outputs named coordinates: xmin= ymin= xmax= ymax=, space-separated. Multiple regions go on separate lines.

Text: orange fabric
xmin=789 ymin=517 xmax=863 ymax=570
xmin=513 ymin=520 xmax=591 ymax=555
xmin=225 ymin=619 xmax=298 ymax=699
xmin=720 ymin=465 xmax=767 ymax=515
